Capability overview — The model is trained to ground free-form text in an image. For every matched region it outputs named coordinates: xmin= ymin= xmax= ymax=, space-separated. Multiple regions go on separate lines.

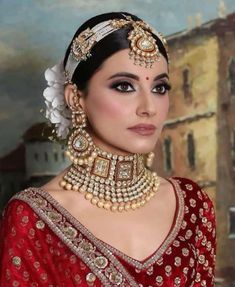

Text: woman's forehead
xmin=98 ymin=49 xmax=169 ymax=78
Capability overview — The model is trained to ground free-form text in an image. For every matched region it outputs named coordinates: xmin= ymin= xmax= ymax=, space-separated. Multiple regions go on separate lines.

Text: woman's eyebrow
xmin=153 ymin=73 xmax=169 ymax=81
xmin=108 ymin=72 xmax=139 ymax=81
xmin=107 ymin=72 xmax=169 ymax=81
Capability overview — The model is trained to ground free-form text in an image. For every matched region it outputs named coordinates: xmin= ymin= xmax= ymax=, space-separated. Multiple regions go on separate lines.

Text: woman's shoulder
xmin=8 ymin=186 xmax=40 ymax=204
xmin=170 ymin=176 xmax=215 ymax=211
xmin=171 ymin=176 xmax=202 ymax=190
xmin=0 ymin=188 xmax=45 ymax=241
xmin=171 ymin=176 xmax=216 ymax=228
xmin=1 ymin=187 xmax=43 ymax=222
xmin=4 ymin=166 xmax=65 ymax=207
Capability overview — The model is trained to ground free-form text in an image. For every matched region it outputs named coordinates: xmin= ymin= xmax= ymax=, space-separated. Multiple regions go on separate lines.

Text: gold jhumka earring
xmin=146 ymin=152 xmax=155 ymax=169
xmin=63 ymin=84 xmax=97 ymax=170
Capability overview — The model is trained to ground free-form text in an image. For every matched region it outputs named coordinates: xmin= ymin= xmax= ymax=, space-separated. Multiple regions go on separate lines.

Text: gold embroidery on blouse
xmin=10 ymin=177 xmax=209 ymax=286
xmin=14 ymin=178 xmax=184 ymax=273
xmin=165 ymin=265 xmax=172 ymax=276
xmin=86 ymin=272 xmax=96 ymax=283
xmin=155 ymin=275 xmax=163 ymax=286
xmin=36 ymin=220 xmax=45 ymax=230
xmin=146 ymin=266 xmax=153 ymax=275
xmin=174 ymin=277 xmax=181 ymax=287
xmin=16 ymin=204 xmax=24 ymax=214
xmin=174 ymin=256 xmax=181 ymax=267
xmin=12 ymin=256 xmax=21 ymax=267
xmin=107 ymin=267 xmax=123 ymax=285
xmin=94 ymin=256 xmax=109 ymax=269
xmin=14 ymin=189 xmax=138 ymax=287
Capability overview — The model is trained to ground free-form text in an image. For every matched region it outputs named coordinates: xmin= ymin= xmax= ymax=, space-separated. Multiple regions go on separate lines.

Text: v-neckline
xmin=97 ymin=178 xmax=182 ymax=266
xmin=88 ymin=177 xmax=185 ymax=269
xmin=26 ymin=177 xmax=185 ymax=271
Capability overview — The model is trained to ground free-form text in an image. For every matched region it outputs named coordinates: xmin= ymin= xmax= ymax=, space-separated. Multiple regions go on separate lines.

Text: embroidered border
xmin=13 ymin=189 xmax=138 ymax=287
xmin=12 ymin=177 xmax=184 ymax=284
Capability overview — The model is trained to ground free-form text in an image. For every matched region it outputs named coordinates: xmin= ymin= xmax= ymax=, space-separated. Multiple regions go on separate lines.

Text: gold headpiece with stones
xmin=65 ymin=15 xmax=169 ymax=82
xmin=111 ymin=15 xmax=167 ymax=68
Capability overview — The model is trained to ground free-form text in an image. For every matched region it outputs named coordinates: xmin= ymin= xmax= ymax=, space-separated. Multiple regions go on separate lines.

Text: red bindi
xmin=146 ymin=77 xmax=149 ymax=80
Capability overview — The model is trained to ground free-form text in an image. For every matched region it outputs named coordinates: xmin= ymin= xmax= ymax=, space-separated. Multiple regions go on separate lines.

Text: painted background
xmin=0 ymin=0 xmax=235 ymax=156
xmin=1 ymin=1 xmax=235 ymax=284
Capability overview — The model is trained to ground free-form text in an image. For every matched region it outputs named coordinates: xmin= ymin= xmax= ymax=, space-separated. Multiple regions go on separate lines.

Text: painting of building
xmin=154 ymin=12 xmax=235 ymax=284
xmin=0 ymin=144 xmax=26 ymax=211
xmin=0 ymin=8 xmax=235 ymax=285
xmin=0 ymin=123 xmax=70 ymax=210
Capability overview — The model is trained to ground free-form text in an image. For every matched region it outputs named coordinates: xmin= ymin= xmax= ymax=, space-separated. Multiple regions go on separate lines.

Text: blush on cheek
xmin=91 ymin=96 xmax=125 ymax=118
xmin=158 ymin=96 xmax=169 ymax=115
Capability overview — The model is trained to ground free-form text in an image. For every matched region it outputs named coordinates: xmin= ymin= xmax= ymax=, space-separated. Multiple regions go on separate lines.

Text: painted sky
xmin=0 ymin=0 xmax=235 ymax=156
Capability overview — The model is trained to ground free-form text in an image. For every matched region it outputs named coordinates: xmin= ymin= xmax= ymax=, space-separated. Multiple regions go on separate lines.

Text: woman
xmin=0 ymin=12 xmax=216 ymax=286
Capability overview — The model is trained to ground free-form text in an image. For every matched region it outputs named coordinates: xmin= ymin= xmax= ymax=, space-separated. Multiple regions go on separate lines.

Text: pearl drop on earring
xmin=146 ymin=152 xmax=155 ymax=168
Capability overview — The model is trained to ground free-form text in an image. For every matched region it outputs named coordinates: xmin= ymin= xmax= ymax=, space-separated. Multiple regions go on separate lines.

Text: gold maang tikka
xmin=64 ymin=15 xmax=169 ymax=83
xmin=111 ymin=16 xmax=161 ymax=68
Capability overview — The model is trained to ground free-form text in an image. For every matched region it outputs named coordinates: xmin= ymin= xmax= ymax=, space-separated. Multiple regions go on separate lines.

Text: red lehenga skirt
xmin=0 ymin=177 xmax=216 ymax=286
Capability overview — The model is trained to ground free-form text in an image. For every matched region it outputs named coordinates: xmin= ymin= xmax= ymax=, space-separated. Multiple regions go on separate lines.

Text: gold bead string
xmin=63 ymin=166 xmax=152 ymax=202
xmin=60 ymin=171 xmax=160 ymax=212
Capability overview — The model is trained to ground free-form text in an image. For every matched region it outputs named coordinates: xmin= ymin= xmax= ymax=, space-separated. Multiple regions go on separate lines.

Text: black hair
xmin=63 ymin=12 xmax=168 ymax=92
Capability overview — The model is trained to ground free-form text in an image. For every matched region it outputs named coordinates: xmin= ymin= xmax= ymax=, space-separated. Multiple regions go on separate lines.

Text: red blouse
xmin=0 ymin=177 xmax=216 ymax=286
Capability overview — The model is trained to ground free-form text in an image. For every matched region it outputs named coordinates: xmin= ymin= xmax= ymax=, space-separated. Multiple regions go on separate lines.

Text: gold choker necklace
xmin=59 ymin=147 xmax=160 ymax=212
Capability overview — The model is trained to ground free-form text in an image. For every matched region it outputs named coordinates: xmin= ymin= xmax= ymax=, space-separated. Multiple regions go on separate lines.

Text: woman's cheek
xmin=157 ymin=95 xmax=169 ymax=119
xmin=91 ymin=96 xmax=127 ymax=118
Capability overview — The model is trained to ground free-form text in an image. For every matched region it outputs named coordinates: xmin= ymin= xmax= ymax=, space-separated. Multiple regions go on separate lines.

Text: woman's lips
xmin=128 ymin=124 xmax=156 ymax=136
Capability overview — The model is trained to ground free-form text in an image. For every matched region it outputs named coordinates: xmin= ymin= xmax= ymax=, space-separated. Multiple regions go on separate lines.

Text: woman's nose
xmin=136 ymin=91 xmax=157 ymax=117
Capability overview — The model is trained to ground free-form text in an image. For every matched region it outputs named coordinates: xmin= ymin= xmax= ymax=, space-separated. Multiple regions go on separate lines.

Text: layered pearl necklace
xmin=60 ymin=147 xmax=160 ymax=212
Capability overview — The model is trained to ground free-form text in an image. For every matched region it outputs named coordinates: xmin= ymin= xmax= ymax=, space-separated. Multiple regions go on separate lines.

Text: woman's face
xmin=79 ymin=49 xmax=170 ymax=155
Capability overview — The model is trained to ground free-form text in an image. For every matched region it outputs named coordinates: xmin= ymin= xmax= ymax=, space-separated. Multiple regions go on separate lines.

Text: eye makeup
xmin=109 ymin=80 xmax=135 ymax=93
xmin=107 ymin=72 xmax=171 ymax=95
xmin=152 ymin=81 xmax=172 ymax=95
xmin=109 ymin=79 xmax=172 ymax=95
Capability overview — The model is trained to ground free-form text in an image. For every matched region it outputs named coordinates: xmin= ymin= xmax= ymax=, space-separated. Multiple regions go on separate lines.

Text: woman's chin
xmin=124 ymin=143 xmax=157 ymax=155
xmin=92 ymin=136 xmax=157 ymax=155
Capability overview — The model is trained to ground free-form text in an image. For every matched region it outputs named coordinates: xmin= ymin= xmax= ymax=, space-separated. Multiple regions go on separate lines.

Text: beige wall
xmin=154 ymin=32 xmax=220 ymax=269
xmin=155 ymin=33 xmax=218 ymax=191
xmin=155 ymin=117 xmax=217 ymax=201
xmin=167 ymin=36 xmax=219 ymax=119
xmin=216 ymin=26 xmax=235 ymax=270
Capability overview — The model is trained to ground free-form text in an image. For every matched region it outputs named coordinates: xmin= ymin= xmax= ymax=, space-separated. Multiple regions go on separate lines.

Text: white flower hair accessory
xmin=43 ymin=62 xmax=72 ymax=140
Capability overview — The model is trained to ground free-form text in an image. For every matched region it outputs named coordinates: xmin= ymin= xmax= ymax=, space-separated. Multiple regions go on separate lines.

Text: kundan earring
xmin=146 ymin=151 xmax=155 ymax=169
xmin=64 ymin=84 xmax=97 ymax=167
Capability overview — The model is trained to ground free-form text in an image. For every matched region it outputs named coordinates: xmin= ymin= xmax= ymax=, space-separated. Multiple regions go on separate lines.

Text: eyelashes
xmin=110 ymin=81 xmax=134 ymax=93
xmin=153 ymin=82 xmax=172 ymax=94
xmin=110 ymin=80 xmax=172 ymax=95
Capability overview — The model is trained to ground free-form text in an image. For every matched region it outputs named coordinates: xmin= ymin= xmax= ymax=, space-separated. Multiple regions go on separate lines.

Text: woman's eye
xmin=153 ymin=83 xmax=171 ymax=95
xmin=111 ymin=82 xmax=134 ymax=93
